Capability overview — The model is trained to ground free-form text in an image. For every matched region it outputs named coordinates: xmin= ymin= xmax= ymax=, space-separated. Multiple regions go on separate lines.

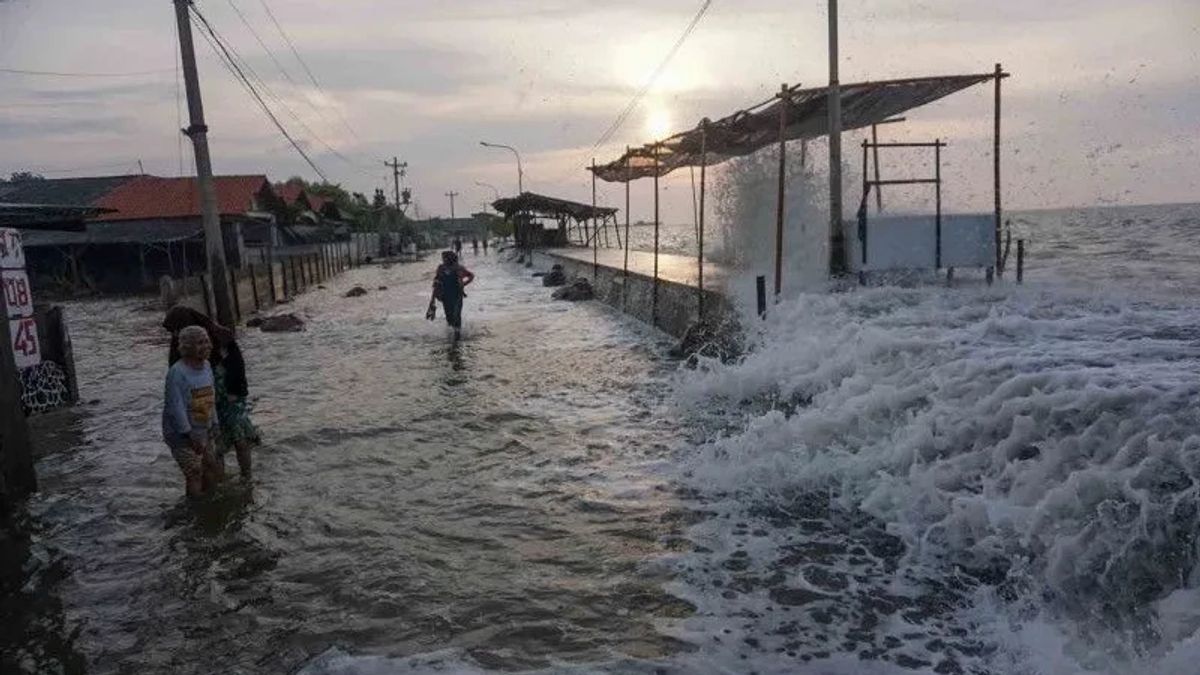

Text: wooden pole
xmin=861 ymin=139 xmax=869 ymax=267
xmin=173 ymin=0 xmax=235 ymax=327
xmin=993 ymin=62 xmax=1003 ymax=277
xmin=229 ymin=266 xmax=241 ymax=321
xmin=623 ymin=147 xmax=631 ymax=311
xmin=827 ymin=0 xmax=844 ymax=277
xmin=871 ymin=124 xmax=883 ymax=212
xmin=1016 ymin=239 xmax=1025 ymax=284
xmin=775 ymin=83 xmax=788 ymax=299
xmin=698 ymin=121 xmax=708 ymax=321
xmin=652 ymin=143 xmax=661 ymax=325
xmin=249 ymin=263 xmax=260 ymax=310
xmin=935 ymin=138 xmax=942 ymax=269
xmin=592 ymin=158 xmax=598 ymax=282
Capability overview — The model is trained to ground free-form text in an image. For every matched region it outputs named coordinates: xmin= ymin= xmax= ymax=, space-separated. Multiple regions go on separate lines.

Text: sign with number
xmin=3 ymin=269 xmax=33 ymax=319
xmin=0 ymin=228 xmax=24 ymax=269
xmin=9 ymin=316 xmax=39 ymax=369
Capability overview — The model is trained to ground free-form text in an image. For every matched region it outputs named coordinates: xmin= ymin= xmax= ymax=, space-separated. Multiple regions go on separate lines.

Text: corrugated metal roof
xmin=491 ymin=192 xmax=617 ymax=221
xmin=591 ymin=72 xmax=1001 ymax=182
xmin=0 ymin=175 xmax=141 ymax=207
xmin=19 ymin=219 xmax=202 ymax=247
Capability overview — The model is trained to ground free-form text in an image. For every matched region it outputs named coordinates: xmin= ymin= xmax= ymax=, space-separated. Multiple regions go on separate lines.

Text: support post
xmin=249 ymin=263 xmax=260 ymax=309
xmin=993 ymin=62 xmax=1003 ymax=276
xmin=698 ymin=121 xmax=708 ymax=321
xmin=827 ymin=0 xmax=844 ymax=277
xmin=623 ymin=147 xmax=631 ymax=311
xmin=756 ymin=275 xmax=767 ymax=319
xmin=652 ymin=143 xmax=661 ymax=325
xmin=1016 ymin=239 xmax=1025 ymax=284
xmin=229 ymin=266 xmax=241 ymax=321
xmin=861 ymin=139 xmax=869 ymax=266
xmin=775 ymin=83 xmax=788 ymax=299
xmin=935 ymin=138 xmax=942 ymax=269
xmin=871 ymin=124 xmax=883 ymax=212
xmin=173 ymin=0 xmax=235 ymax=327
xmin=592 ymin=158 xmax=598 ymax=282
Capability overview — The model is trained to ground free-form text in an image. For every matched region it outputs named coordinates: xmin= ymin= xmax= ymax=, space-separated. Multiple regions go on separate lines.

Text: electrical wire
xmin=257 ymin=0 xmax=363 ymax=143
xmin=223 ymin=0 xmax=378 ymax=178
xmin=190 ymin=4 xmax=329 ymax=181
xmin=589 ymin=0 xmax=712 ymax=154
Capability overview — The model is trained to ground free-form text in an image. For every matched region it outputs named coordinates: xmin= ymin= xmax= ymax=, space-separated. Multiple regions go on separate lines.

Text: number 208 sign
xmin=1 ymin=228 xmax=40 ymax=368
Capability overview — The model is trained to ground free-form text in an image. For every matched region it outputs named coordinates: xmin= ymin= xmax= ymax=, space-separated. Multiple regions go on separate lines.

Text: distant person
xmin=427 ymin=251 xmax=475 ymax=338
xmin=162 ymin=326 xmax=222 ymax=498
xmin=163 ymin=306 xmax=259 ymax=480
xmin=453 ymin=237 xmax=463 ymax=255
xmin=471 ymin=238 xmax=479 ymax=255
xmin=482 ymin=238 xmax=489 ymax=254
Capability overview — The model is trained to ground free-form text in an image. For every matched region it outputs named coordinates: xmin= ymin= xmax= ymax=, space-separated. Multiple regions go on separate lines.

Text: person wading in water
xmin=427 ymin=250 xmax=475 ymax=338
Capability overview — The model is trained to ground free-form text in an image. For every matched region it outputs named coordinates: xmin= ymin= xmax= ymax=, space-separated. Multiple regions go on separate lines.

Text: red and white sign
xmin=2 ymin=268 xmax=33 ymax=319
xmin=9 ymin=317 xmax=40 ymax=369
xmin=1 ymin=227 xmax=39 ymax=368
xmin=0 ymin=228 xmax=24 ymax=269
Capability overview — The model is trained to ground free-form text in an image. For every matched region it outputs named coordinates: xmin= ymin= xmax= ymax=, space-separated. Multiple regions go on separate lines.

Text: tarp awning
xmin=590 ymin=72 xmax=1001 ymax=183
xmin=19 ymin=219 xmax=201 ymax=247
xmin=492 ymin=191 xmax=617 ymax=221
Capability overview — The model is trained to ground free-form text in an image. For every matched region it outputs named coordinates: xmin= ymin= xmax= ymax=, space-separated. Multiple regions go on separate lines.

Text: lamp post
xmin=474 ymin=180 xmax=500 ymax=202
xmin=479 ymin=141 xmax=524 ymax=194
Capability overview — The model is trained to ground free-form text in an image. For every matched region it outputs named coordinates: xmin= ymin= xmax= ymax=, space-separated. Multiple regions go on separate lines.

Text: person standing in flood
xmin=428 ymin=250 xmax=475 ymax=338
xmin=162 ymin=326 xmax=222 ymax=497
xmin=163 ymin=306 xmax=259 ymax=480
xmin=471 ymin=237 xmax=479 ymax=255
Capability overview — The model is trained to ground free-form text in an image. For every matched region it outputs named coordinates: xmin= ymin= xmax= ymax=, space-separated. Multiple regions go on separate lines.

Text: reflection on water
xmin=9 ymin=255 xmax=690 ymax=673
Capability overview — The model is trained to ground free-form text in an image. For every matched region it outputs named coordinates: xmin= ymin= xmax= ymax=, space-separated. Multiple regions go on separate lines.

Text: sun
xmin=645 ymin=106 xmax=673 ymax=141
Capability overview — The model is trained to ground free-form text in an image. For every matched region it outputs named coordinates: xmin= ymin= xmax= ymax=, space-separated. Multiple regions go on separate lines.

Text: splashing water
xmin=667 ymin=197 xmax=1200 ymax=672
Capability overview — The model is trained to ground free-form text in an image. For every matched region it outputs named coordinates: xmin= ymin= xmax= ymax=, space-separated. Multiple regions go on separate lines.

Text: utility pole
xmin=827 ymin=0 xmax=845 ymax=277
xmin=173 ymin=0 xmax=235 ymax=327
xmin=384 ymin=157 xmax=407 ymax=210
xmin=445 ymin=191 xmax=459 ymax=219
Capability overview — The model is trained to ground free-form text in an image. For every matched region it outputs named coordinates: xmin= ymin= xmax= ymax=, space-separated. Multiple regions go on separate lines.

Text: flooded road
xmin=12 ymin=254 xmax=694 ymax=673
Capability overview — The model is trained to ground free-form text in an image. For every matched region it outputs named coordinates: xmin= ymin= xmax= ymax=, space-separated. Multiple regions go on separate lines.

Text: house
xmin=7 ymin=174 xmax=278 ymax=294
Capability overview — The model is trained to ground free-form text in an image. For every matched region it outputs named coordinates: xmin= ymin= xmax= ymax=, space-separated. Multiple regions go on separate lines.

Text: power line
xmin=0 ymin=66 xmax=175 ymax=78
xmin=590 ymin=0 xmax=712 ymax=153
xmin=257 ymin=0 xmax=364 ymax=143
xmin=208 ymin=1 xmax=378 ymax=179
xmin=189 ymin=4 xmax=329 ymax=181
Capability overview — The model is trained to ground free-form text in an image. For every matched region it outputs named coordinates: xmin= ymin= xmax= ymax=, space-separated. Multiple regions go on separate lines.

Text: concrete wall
xmin=538 ymin=251 xmax=732 ymax=339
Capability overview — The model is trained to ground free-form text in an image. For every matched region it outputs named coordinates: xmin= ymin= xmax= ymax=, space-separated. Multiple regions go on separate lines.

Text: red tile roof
xmin=93 ymin=175 xmax=270 ymax=221
xmin=274 ymin=181 xmax=327 ymax=213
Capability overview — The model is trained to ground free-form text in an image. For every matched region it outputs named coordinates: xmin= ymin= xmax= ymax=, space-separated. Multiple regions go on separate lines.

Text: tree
xmin=7 ymin=171 xmax=45 ymax=183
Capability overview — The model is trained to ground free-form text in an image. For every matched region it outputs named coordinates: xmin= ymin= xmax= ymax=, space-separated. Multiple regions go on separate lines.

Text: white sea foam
xmin=669 ymin=278 xmax=1200 ymax=672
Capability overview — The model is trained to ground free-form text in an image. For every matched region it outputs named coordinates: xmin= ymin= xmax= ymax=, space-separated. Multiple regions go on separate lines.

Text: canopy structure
xmin=492 ymin=191 xmax=616 ymax=221
xmin=493 ymin=191 xmax=621 ymax=253
xmin=589 ymin=72 xmax=1000 ymax=183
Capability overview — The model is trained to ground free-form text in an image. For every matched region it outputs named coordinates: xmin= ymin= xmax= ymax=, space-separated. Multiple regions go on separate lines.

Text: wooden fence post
xmin=249 ymin=263 xmax=260 ymax=310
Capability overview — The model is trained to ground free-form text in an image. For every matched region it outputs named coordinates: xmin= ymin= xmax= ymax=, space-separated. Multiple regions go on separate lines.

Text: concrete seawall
xmin=536 ymin=248 xmax=734 ymax=339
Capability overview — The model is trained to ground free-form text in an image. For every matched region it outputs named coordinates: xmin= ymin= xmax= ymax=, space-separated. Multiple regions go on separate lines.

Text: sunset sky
xmin=1 ymin=0 xmax=1197 ymax=221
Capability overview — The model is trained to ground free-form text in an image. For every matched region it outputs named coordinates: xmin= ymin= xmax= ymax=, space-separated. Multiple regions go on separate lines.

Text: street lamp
xmin=474 ymin=180 xmax=500 ymax=207
xmin=479 ymin=141 xmax=523 ymax=194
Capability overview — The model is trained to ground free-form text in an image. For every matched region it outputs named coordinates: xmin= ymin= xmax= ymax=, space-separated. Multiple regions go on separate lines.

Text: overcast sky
xmin=1 ymin=0 xmax=1197 ymax=221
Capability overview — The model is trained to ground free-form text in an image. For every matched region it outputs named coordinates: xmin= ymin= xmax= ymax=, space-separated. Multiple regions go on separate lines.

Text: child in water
xmin=162 ymin=326 xmax=222 ymax=497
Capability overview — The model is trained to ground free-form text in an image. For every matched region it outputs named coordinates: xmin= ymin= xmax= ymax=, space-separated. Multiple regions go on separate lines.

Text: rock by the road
xmin=552 ymin=277 xmax=594 ymax=301
xmin=246 ymin=316 xmax=264 ymax=328
xmin=542 ymin=264 xmax=567 ymax=287
xmin=344 ymin=286 xmax=368 ymax=298
xmin=259 ymin=313 xmax=305 ymax=332
xmin=377 ymin=286 xmax=389 ymax=291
